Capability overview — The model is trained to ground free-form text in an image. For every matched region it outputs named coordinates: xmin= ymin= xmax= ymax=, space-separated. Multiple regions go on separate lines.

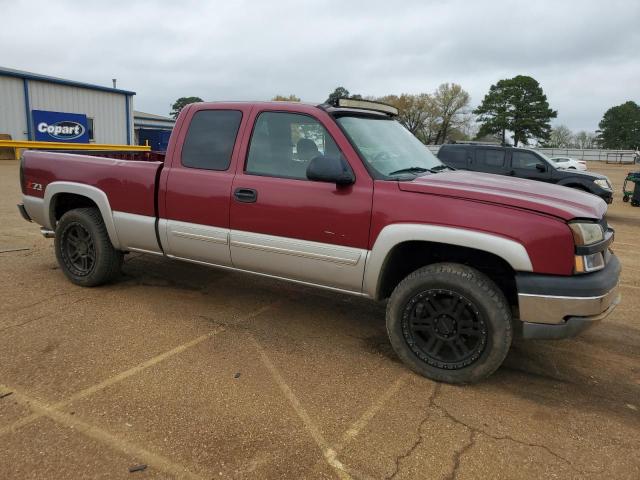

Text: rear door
xmin=160 ymin=105 xmax=249 ymax=265
xmin=474 ymin=147 xmax=508 ymax=175
xmin=228 ymin=106 xmax=373 ymax=293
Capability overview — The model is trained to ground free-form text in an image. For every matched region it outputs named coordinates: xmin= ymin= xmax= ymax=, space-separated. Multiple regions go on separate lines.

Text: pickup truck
xmin=18 ymin=98 xmax=621 ymax=384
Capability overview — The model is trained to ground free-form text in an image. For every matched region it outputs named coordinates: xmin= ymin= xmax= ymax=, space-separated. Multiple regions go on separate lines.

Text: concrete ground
xmin=0 ymin=160 xmax=638 ymax=480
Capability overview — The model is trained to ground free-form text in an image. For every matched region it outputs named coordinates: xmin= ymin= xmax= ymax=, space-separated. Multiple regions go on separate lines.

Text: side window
xmin=246 ymin=112 xmax=341 ymax=180
xmin=439 ymin=148 xmax=467 ymax=167
xmin=87 ymin=118 xmax=95 ymax=142
xmin=512 ymin=151 xmax=542 ymax=170
xmin=476 ymin=149 xmax=505 ymax=167
xmin=181 ymin=110 xmax=242 ymax=170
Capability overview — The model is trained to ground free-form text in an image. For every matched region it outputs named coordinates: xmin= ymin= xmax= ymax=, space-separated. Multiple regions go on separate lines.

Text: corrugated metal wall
xmin=28 ymin=80 xmax=131 ymax=144
xmin=0 ymin=76 xmax=27 ymax=140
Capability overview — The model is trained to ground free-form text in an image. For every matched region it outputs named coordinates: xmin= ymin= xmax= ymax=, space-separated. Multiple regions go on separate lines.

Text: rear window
xmin=181 ymin=110 xmax=242 ymax=170
xmin=438 ymin=147 xmax=467 ymax=166
xmin=476 ymin=149 xmax=505 ymax=167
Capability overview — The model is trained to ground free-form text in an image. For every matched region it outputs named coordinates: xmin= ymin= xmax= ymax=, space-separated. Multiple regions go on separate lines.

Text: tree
xmin=474 ymin=75 xmax=557 ymax=146
xmin=170 ymin=96 xmax=203 ymax=119
xmin=547 ymin=125 xmax=574 ymax=148
xmin=378 ymin=93 xmax=439 ymax=144
xmin=326 ymin=87 xmax=361 ymax=105
xmin=271 ymin=94 xmax=301 ymax=102
xmin=432 ymin=83 xmax=470 ymax=144
xmin=573 ymin=130 xmax=597 ymax=149
xmin=597 ymin=101 xmax=640 ymax=149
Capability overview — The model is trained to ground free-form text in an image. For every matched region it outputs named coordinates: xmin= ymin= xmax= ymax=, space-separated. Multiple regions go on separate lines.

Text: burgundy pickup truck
xmin=18 ymin=99 xmax=620 ymax=383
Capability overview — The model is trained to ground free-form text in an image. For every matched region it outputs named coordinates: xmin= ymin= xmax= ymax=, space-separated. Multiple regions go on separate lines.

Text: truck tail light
xmin=19 ymin=157 xmax=26 ymax=194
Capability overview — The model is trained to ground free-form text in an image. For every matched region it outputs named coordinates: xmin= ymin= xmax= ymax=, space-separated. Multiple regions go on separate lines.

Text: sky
xmin=1 ymin=0 xmax=639 ymax=133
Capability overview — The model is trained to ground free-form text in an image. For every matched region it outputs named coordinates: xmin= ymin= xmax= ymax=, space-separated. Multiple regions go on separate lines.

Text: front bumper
xmin=515 ymin=254 xmax=621 ymax=339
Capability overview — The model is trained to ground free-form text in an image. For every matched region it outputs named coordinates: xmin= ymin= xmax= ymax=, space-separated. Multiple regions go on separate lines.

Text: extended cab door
xmin=228 ymin=106 xmax=373 ymax=293
xmin=159 ymin=104 xmax=250 ymax=265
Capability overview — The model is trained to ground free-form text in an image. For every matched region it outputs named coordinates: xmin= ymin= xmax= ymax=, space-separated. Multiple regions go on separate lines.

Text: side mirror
xmin=306 ymin=155 xmax=355 ymax=185
xmin=535 ymin=163 xmax=546 ymax=172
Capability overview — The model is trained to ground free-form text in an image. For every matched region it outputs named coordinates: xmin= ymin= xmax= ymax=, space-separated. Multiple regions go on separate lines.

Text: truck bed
xmin=21 ymin=150 xmax=164 ymax=218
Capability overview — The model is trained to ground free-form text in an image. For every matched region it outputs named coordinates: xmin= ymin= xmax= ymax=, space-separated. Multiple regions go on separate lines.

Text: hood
xmin=398 ymin=171 xmax=606 ymax=221
xmin=554 ymin=168 xmax=608 ymax=180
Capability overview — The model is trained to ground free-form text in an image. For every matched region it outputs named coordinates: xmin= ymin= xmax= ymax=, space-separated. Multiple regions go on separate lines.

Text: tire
xmin=623 ymin=195 xmax=629 ymax=203
xmin=386 ymin=263 xmax=512 ymax=384
xmin=54 ymin=207 xmax=123 ymax=287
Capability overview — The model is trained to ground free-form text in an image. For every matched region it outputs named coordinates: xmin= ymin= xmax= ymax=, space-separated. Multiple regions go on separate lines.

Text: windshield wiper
xmin=388 ymin=166 xmax=430 ymax=176
xmin=430 ymin=164 xmax=455 ymax=172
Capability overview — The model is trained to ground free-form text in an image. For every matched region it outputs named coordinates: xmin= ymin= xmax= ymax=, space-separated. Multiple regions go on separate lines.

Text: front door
xmin=509 ymin=150 xmax=553 ymax=182
xmin=229 ymin=109 xmax=373 ymax=293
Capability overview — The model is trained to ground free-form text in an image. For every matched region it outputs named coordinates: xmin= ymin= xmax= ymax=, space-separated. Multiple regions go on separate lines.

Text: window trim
xmin=243 ymin=109 xmax=353 ymax=182
xmin=180 ymin=109 xmax=243 ymax=172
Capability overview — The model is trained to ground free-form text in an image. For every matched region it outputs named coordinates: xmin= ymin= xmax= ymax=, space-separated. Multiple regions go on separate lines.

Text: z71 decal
xmin=27 ymin=181 xmax=43 ymax=191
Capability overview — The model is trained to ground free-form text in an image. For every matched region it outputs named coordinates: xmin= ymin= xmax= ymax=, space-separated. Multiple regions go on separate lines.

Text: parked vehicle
xmin=550 ymin=157 xmax=587 ymax=171
xmin=438 ymin=143 xmax=613 ymax=203
xmin=18 ymin=99 xmax=620 ymax=384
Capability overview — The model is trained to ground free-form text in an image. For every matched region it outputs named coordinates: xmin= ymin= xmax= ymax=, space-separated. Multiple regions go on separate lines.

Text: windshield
xmin=336 ymin=116 xmax=443 ymax=178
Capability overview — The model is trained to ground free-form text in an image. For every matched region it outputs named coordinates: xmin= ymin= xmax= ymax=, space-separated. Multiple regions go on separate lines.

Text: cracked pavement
xmin=1 ymin=161 xmax=639 ymax=479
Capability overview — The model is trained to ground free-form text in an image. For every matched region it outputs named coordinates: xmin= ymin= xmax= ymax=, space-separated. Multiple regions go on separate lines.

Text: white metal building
xmin=0 ymin=66 xmax=135 ymax=145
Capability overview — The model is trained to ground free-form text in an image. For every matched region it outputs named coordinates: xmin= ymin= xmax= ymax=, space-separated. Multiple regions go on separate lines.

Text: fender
xmin=363 ymin=223 xmax=533 ymax=299
xmin=43 ymin=182 xmax=121 ymax=249
xmin=556 ymin=177 xmax=592 ymax=190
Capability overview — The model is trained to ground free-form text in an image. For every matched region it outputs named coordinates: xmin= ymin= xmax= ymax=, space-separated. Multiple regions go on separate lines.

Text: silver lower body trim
xmin=166 ymin=254 xmax=370 ymax=298
xmin=112 ymin=211 xmax=161 ymax=254
xmin=518 ymin=284 xmax=620 ymax=325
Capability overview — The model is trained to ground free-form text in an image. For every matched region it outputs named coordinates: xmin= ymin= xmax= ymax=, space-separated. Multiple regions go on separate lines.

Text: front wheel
xmin=55 ymin=207 xmax=123 ymax=287
xmin=386 ymin=263 xmax=512 ymax=384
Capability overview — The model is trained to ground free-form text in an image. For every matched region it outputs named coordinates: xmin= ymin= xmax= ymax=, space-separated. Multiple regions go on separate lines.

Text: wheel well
xmin=376 ymin=241 xmax=518 ymax=307
xmin=51 ymin=193 xmax=99 ymax=225
xmin=566 ymin=184 xmax=589 ymax=191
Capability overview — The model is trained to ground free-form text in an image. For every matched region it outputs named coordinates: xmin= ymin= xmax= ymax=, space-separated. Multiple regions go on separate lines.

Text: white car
xmin=550 ymin=157 xmax=587 ymax=171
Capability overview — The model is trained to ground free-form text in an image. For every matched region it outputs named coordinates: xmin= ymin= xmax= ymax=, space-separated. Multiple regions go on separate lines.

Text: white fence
xmin=426 ymin=145 xmax=637 ymax=164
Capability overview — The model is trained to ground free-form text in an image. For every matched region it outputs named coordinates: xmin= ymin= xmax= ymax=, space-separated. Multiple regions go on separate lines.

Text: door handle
xmin=233 ymin=188 xmax=257 ymax=203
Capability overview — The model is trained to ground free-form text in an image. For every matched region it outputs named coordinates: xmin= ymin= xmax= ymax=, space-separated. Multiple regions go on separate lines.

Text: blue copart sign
xmin=32 ymin=110 xmax=89 ymax=143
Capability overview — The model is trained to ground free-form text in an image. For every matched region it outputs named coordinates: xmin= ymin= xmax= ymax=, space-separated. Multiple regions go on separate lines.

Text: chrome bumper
xmin=518 ymin=284 xmax=620 ymax=325
xmin=515 ymin=254 xmax=621 ymax=339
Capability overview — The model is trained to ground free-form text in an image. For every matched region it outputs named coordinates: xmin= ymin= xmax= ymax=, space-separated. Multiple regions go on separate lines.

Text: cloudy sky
xmin=2 ymin=0 xmax=638 ymax=132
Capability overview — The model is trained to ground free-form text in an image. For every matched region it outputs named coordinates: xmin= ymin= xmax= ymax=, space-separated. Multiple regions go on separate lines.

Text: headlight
xmin=569 ymin=222 xmax=604 ymax=245
xmin=594 ymin=178 xmax=611 ymax=190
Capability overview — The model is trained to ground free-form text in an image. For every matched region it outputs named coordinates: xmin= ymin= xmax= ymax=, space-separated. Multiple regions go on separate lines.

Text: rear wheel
xmin=55 ymin=207 xmax=123 ymax=287
xmin=386 ymin=263 xmax=512 ymax=384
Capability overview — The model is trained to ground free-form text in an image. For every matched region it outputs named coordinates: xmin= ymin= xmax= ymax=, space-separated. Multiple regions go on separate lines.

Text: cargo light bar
xmin=336 ymin=98 xmax=399 ymax=116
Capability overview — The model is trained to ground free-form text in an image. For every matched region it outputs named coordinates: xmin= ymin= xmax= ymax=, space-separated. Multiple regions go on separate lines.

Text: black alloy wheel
xmin=402 ymin=289 xmax=488 ymax=369
xmin=61 ymin=222 xmax=96 ymax=276
xmin=386 ymin=263 xmax=512 ymax=384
